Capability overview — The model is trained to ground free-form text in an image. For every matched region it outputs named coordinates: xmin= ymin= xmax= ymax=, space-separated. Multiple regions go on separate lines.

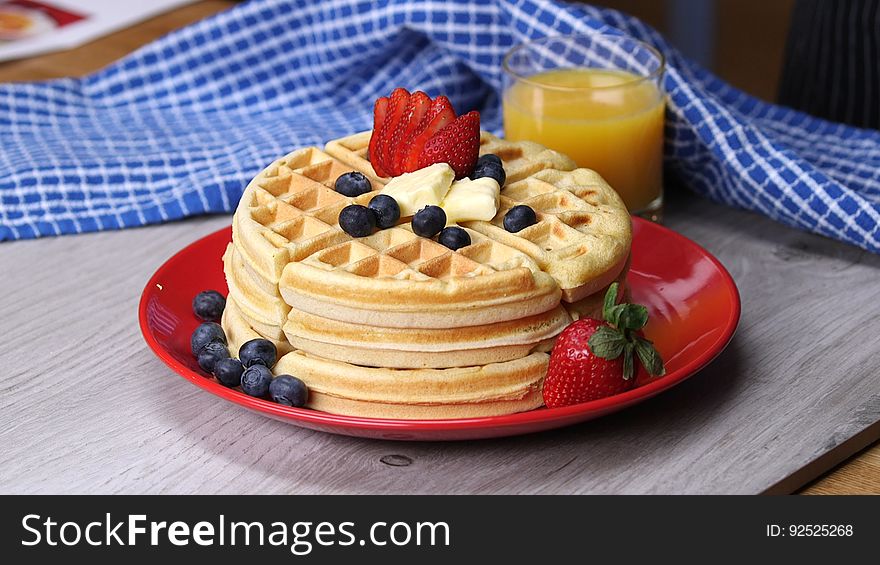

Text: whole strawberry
xmin=543 ymin=283 xmax=665 ymax=408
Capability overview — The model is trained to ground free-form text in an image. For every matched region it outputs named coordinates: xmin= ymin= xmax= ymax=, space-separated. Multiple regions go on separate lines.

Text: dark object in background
xmin=778 ymin=0 xmax=880 ymax=129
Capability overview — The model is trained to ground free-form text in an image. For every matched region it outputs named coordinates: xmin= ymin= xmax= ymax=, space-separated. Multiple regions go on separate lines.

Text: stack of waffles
xmin=222 ymin=131 xmax=632 ymax=419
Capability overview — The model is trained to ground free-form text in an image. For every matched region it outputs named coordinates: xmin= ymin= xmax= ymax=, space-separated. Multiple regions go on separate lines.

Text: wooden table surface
xmin=1 ymin=0 xmax=878 ymax=494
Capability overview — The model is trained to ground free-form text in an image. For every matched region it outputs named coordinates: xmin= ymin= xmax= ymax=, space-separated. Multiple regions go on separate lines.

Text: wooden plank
xmin=801 ymin=441 xmax=880 ymax=494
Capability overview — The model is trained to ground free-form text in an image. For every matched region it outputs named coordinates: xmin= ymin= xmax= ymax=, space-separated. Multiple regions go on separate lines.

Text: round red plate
xmin=139 ymin=218 xmax=740 ymax=441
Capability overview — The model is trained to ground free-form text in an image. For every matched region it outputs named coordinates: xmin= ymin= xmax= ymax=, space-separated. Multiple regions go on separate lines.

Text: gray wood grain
xmin=2 ymin=190 xmax=879 ymax=494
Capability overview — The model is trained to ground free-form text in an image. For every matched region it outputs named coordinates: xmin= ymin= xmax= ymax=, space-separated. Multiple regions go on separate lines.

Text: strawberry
xmin=367 ymin=90 xmax=480 ymax=178
xmin=401 ymin=95 xmax=456 ymax=173
xmin=416 ymin=111 xmax=480 ymax=178
xmin=375 ymin=88 xmax=410 ymax=176
xmin=368 ymin=96 xmax=390 ymax=177
xmin=390 ymin=91 xmax=431 ymax=175
xmin=543 ymin=283 xmax=665 ymax=408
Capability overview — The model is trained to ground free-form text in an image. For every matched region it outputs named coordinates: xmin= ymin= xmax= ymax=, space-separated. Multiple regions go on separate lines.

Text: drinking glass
xmin=503 ymin=34 xmax=666 ymax=221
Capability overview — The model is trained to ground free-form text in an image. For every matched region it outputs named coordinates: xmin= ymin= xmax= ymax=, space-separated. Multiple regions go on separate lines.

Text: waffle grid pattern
xmin=297 ymin=222 xmax=565 ymax=291
xmin=244 ymin=134 xmax=604 ymax=313
xmin=326 ymin=131 xmax=631 ymax=294
xmin=234 ymin=147 xmax=384 ymax=283
xmin=226 ymin=148 xmax=382 ymax=338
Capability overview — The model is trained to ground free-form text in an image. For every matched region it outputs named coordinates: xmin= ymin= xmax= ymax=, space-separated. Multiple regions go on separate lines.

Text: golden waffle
xmin=223 ymin=243 xmax=288 ymax=336
xmin=324 ymin=131 xmax=631 ymax=303
xmin=225 ymin=291 xmax=545 ymax=419
xmin=227 ymin=145 xmax=388 ymax=350
xmin=222 ymin=298 xmax=293 ymax=357
xmin=476 ymin=131 xmax=577 ymax=183
xmin=283 ymin=304 xmax=567 ymax=369
xmin=280 ymin=224 xmax=562 ymax=329
xmin=223 ymin=130 xmax=632 ymax=418
xmin=232 ymin=146 xmax=385 ymax=291
xmin=274 ymin=350 xmax=547 ymax=419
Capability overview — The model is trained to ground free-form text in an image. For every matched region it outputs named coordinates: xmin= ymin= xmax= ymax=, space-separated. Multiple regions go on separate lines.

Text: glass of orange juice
xmin=503 ymin=34 xmax=666 ymax=220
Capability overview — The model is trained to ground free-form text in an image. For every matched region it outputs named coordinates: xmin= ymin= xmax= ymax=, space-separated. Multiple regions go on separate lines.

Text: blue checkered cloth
xmin=1 ymin=0 xmax=879 ymax=252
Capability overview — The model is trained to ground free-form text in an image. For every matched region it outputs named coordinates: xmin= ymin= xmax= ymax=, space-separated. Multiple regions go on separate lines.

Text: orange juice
xmin=503 ymin=68 xmax=665 ymax=213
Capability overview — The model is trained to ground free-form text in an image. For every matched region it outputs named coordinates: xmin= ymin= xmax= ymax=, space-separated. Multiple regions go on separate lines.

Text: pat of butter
xmin=441 ymin=177 xmax=501 ymax=224
xmin=380 ymin=163 xmax=455 ymax=216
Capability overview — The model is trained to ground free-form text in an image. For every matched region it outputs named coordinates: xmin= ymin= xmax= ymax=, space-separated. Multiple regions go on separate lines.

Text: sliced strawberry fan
xmin=400 ymin=94 xmax=455 ymax=174
xmin=375 ymin=88 xmax=410 ymax=177
xmin=418 ymin=110 xmax=480 ymax=177
xmin=389 ymin=91 xmax=431 ymax=174
xmin=368 ymin=89 xmax=480 ymax=179
xmin=368 ymin=96 xmax=390 ymax=177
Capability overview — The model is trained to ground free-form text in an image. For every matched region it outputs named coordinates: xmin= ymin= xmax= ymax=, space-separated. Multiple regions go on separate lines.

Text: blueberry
xmin=239 ymin=338 xmax=277 ymax=368
xmin=472 ymin=155 xmax=506 ymax=186
xmin=368 ymin=194 xmax=401 ymax=229
xmin=412 ymin=205 xmax=446 ymax=238
xmin=478 ymin=154 xmax=502 ymax=167
xmin=335 ymin=171 xmax=372 ymax=197
xmin=197 ymin=341 xmax=229 ymax=373
xmin=192 ymin=290 xmax=225 ymax=322
xmin=241 ymin=364 xmax=273 ymax=397
xmin=213 ymin=357 xmax=245 ymax=387
xmin=438 ymin=226 xmax=471 ymax=250
xmin=190 ymin=322 xmax=226 ymax=356
xmin=503 ymin=205 xmax=538 ymax=233
xmin=339 ymin=204 xmax=376 ymax=238
xmin=269 ymin=374 xmax=309 ymax=407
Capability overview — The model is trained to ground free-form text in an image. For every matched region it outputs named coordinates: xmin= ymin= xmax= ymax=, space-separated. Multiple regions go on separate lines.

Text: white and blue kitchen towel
xmin=1 ymin=0 xmax=879 ymax=252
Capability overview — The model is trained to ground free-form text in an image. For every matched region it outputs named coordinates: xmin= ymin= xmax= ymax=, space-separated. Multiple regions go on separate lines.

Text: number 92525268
xmin=766 ymin=525 xmax=853 ymax=537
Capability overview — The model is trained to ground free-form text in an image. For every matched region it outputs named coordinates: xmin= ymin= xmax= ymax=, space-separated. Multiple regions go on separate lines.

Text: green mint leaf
xmin=634 ymin=337 xmax=666 ymax=376
xmin=587 ymin=325 xmax=626 ymax=359
xmin=622 ymin=342 xmax=635 ymax=380
xmin=604 ymin=304 xmax=626 ymax=328
xmin=619 ymin=304 xmax=649 ymax=331
xmin=602 ymin=282 xmax=620 ymax=322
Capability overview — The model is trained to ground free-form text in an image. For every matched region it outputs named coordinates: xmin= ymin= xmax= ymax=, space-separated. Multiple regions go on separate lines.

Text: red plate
xmin=140 ymin=218 xmax=740 ymax=441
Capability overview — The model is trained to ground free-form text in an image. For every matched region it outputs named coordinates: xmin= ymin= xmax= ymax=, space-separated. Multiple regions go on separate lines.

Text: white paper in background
xmin=0 ymin=0 xmax=197 ymax=63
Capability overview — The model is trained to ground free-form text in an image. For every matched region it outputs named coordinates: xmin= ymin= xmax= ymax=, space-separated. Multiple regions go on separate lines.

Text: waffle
xmin=223 ymin=129 xmax=632 ymax=419
xmin=325 ymin=131 xmax=631 ymax=303
xmin=222 ymin=298 xmax=293 ymax=358
xmin=227 ymin=145 xmax=387 ymax=344
xmin=563 ymin=263 xmax=630 ymax=322
xmin=223 ymin=244 xmax=288 ymax=339
xmin=231 ymin=145 xmax=385 ymax=290
xmin=274 ymin=350 xmax=547 ymax=419
xmin=225 ymin=296 xmax=545 ymax=418
xmin=476 ymin=131 xmax=578 ymax=183
xmin=283 ymin=304 xmax=567 ymax=369
xmin=280 ymin=224 xmax=562 ymax=329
